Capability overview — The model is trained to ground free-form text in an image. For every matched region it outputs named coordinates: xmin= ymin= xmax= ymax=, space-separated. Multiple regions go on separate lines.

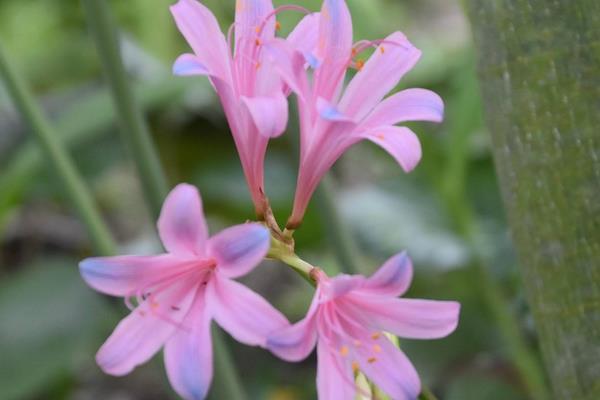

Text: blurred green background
xmin=0 ymin=0 xmax=540 ymax=399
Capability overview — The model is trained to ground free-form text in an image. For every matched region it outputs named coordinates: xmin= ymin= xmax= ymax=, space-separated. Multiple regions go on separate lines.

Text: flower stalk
xmin=81 ymin=0 xmax=169 ymax=219
xmin=0 ymin=41 xmax=116 ymax=257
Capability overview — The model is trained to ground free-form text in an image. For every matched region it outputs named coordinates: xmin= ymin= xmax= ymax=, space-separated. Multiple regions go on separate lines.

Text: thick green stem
xmin=81 ymin=0 xmax=168 ymax=219
xmin=465 ymin=1 xmax=600 ymax=398
xmin=0 ymin=41 xmax=116 ymax=256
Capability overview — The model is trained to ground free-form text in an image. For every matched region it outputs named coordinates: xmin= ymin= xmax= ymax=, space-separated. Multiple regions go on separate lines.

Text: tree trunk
xmin=464 ymin=1 xmax=600 ymax=399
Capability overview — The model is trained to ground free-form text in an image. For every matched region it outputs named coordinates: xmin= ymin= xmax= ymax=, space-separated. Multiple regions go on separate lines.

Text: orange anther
xmin=353 ymin=340 xmax=362 ymax=347
xmin=380 ymin=46 xmax=386 ymax=54
xmin=371 ymin=332 xmax=381 ymax=340
xmin=356 ymin=59 xmax=365 ymax=71
xmin=352 ymin=361 xmax=360 ymax=373
xmin=340 ymin=346 xmax=349 ymax=357
xmin=367 ymin=357 xmax=377 ymax=364
xmin=373 ymin=344 xmax=382 ymax=353
xmin=255 ymin=38 xmax=262 ymax=46
xmin=275 ymin=21 xmax=282 ymax=31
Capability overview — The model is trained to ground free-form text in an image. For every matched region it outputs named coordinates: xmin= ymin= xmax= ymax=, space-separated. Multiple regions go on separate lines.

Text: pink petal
xmin=339 ymin=32 xmax=421 ymax=122
xmin=316 ymin=97 xmax=353 ymax=122
xmin=164 ymin=292 xmax=213 ymax=400
xmin=79 ymin=254 xmax=189 ymax=297
xmin=287 ymin=13 xmax=321 ymax=62
xmin=170 ymin=0 xmax=232 ymax=84
xmin=207 ymin=275 xmax=288 ymax=346
xmin=173 ymin=53 xmax=210 ymax=76
xmin=362 ymin=88 xmax=444 ymax=129
xmin=316 ymin=340 xmax=356 ymax=400
xmin=207 ymin=223 xmax=270 ymax=279
xmin=314 ymin=0 xmax=353 ymax=102
xmin=266 ymin=292 xmax=320 ymax=362
xmin=158 ymin=184 xmax=209 ymax=257
xmin=347 ymin=295 xmax=461 ymax=339
xmin=96 ymin=281 xmax=198 ymax=376
xmin=359 ymin=252 xmax=413 ymax=297
xmin=242 ymin=93 xmax=289 ymax=138
xmin=357 ymin=126 xmax=422 ymax=172
xmin=234 ymin=0 xmax=275 ymax=45
xmin=322 ymin=274 xmax=366 ymax=301
xmin=264 ymin=39 xmax=311 ymax=100
xmin=356 ymin=334 xmax=421 ymax=400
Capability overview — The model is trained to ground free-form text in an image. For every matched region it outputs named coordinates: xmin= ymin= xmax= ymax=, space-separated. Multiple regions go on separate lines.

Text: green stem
xmin=313 ymin=176 xmax=362 ymax=274
xmin=268 ymin=236 xmax=316 ymax=285
xmin=210 ymin=330 xmax=247 ymax=400
xmin=0 ymin=41 xmax=116 ymax=256
xmin=81 ymin=0 xmax=169 ymax=219
xmin=418 ymin=386 xmax=439 ymax=400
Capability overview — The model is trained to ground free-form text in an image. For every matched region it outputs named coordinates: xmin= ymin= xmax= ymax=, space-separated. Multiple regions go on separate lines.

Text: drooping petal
xmin=361 ymin=88 xmax=444 ymax=129
xmin=207 ymin=275 xmax=288 ymax=346
xmin=96 ymin=280 xmax=198 ymax=376
xmin=170 ymin=0 xmax=232 ymax=84
xmin=242 ymin=93 xmax=289 ymax=138
xmin=316 ymin=340 xmax=356 ymax=400
xmin=287 ymin=13 xmax=321 ymax=63
xmin=173 ymin=53 xmax=210 ymax=76
xmin=164 ymin=291 xmax=213 ymax=400
xmin=359 ymin=252 xmax=413 ymax=297
xmin=207 ymin=223 xmax=270 ymax=279
xmin=79 ymin=254 xmax=190 ymax=297
xmin=314 ymin=0 xmax=353 ymax=102
xmin=158 ymin=184 xmax=209 ymax=257
xmin=346 ymin=294 xmax=461 ymax=339
xmin=263 ymin=38 xmax=311 ymax=100
xmin=356 ymin=334 xmax=421 ymax=400
xmin=339 ymin=31 xmax=421 ymax=122
xmin=357 ymin=126 xmax=422 ymax=172
xmin=266 ymin=291 xmax=320 ymax=361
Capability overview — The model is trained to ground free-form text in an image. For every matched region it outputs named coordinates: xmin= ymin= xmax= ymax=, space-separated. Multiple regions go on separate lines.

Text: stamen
xmin=376 ymin=133 xmax=386 ymax=140
xmin=367 ymin=357 xmax=377 ymax=364
xmin=255 ymin=62 xmax=262 ymax=70
xmin=352 ymin=361 xmax=360 ymax=373
xmin=171 ymin=305 xmax=181 ymax=311
xmin=371 ymin=332 xmax=382 ymax=340
xmin=340 ymin=346 xmax=349 ymax=357
xmin=255 ymin=38 xmax=262 ymax=46
xmin=353 ymin=340 xmax=362 ymax=347
xmin=373 ymin=344 xmax=382 ymax=353
xmin=275 ymin=21 xmax=282 ymax=31
xmin=255 ymin=5 xmax=312 ymax=38
xmin=355 ymin=59 xmax=365 ymax=71
xmin=380 ymin=46 xmax=386 ymax=54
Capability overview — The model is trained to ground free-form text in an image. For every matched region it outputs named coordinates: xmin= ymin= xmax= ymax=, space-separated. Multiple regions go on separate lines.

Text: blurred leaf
xmin=340 ymin=184 xmax=471 ymax=271
xmin=0 ymin=259 xmax=116 ymax=400
xmin=446 ymin=373 xmax=526 ymax=400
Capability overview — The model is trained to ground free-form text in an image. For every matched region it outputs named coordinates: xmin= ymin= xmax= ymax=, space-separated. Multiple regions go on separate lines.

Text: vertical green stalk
xmin=0 ymin=41 xmax=116 ymax=256
xmin=313 ymin=176 xmax=362 ymax=274
xmin=80 ymin=2 xmax=246 ymax=397
xmin=81 ymin=0 xmax=168 ymax=219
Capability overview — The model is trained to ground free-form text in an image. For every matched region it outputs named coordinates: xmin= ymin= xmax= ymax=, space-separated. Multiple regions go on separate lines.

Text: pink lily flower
xmin=170 ymin=0 xmax=319 ymax=218
xmin=264 ymin=0 xmax=444 ymax=228
xmin=266 ymin=253 xmax=460 ymax=400
xmin=79 ymin=184 xmax=287 ymax=400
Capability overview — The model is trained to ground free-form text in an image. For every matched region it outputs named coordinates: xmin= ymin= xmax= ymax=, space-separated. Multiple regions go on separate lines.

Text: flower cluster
xmin=79 ymin=1 xmax=459 ymax=399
